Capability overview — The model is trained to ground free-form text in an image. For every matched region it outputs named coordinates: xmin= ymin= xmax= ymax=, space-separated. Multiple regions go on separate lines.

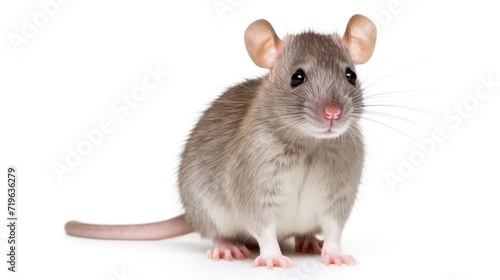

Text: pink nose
xmin=324 ymin=105 xmax=341 ymax=120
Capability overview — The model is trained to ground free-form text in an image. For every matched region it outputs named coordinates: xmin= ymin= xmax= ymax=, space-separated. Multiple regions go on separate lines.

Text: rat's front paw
xmin=321 ymin=251 xmax=358 ymax=266
xmin=252 ymin=255 xmax=296 ymax=269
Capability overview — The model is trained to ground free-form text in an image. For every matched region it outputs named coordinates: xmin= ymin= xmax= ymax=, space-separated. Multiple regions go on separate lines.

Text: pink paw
xmin=207 ymin=241 xmax=252 ymax=261
xmin=252 ymin=255 xmax=296 ymax=269
xmin=295 ymin=236 xmax=323 ymax=254
xmin=321 ymin=253 xmax=358 ymax=266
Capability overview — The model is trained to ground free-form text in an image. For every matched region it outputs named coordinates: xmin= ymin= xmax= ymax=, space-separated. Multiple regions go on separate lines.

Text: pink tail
xmin=65 ymin=214 xmax=193 ymax=240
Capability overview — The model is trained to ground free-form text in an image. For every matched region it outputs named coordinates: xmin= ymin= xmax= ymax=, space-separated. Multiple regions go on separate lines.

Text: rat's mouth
xmin=322 ymin=127 xmax=335 ymax=134
xmin=298 ymin=117 xmax=353 ymax=139
xmin=299 ymin=124 xmax=346 ymax=139
xmin=294 ymin=111 xmax=356 ymax=139
xmin=320 ymin=119 xmax=344 ymax=135
xmin=320 ymin=126 xmax=344 ymax=137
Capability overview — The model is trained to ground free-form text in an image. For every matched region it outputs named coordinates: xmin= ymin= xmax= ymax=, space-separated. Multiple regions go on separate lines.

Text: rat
xmin=65 ymin=14 xmax=377 ymax=269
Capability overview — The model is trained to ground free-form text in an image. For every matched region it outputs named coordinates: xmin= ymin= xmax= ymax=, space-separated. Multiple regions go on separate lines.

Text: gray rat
xmin=65 ymin=14 xmax=377 ymax=269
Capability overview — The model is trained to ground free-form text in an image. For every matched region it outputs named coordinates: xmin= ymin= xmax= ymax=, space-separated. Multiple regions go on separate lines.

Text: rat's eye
xmin=346 ymin=68 xmax=357 ymax=85
xmin=291 ymin=69 xmax=307 ymax=87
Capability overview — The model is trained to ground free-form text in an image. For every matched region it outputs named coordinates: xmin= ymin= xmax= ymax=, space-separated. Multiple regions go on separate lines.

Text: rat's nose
xmin=324 ymin=104 xmax=341 ymax=120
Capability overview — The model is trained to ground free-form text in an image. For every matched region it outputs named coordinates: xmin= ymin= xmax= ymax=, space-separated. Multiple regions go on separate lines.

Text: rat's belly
xmin=275 ymin=164 xmax=329 ymax=238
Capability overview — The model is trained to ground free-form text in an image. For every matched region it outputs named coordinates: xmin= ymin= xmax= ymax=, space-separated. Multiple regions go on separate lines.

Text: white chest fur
xmin=275 ymin=162 xmax=330 ymax=238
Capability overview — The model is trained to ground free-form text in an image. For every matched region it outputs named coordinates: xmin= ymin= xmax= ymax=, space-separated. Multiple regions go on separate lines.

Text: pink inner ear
xmin=266 ymin=40 xmax=283 ymax=81
xmin=245 ymin=19 xmax=285 ymax=70
xmin=342 ymin=35 xmax=351 ymax=51
xmin=269 ymin=65 xmax=276 ymax=81
xmin=265 ymin=38 xmax=283 ymax=70
xmin=342 ymin=33 xmax=361 ymax=64
xmin=341 ymin=15 xmax=377 ymax=65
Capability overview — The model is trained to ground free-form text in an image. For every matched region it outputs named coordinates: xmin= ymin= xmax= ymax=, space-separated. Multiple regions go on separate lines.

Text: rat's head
xmin=245 ymin=15 xmax=376 ymax=139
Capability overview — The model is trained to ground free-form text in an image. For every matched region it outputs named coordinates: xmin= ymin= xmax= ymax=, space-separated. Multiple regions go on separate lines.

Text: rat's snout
xmin=323 ymin=104 xmax=341 ymax=120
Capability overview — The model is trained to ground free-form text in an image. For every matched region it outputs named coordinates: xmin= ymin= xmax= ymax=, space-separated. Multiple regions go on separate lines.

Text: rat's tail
xmin=65 ymin=214 xmax=193 ymax=240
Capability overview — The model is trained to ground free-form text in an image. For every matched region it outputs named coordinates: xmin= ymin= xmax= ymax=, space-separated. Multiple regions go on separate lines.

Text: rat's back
xmin=178 ymin=78 xmax=263 ymax=238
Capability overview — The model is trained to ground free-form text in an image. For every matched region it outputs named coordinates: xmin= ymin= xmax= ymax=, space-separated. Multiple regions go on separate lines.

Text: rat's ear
xmin=245 ymin=19 xmax=283 ymax=69
xmin=342 ymin=14 xmax=377 ymax=65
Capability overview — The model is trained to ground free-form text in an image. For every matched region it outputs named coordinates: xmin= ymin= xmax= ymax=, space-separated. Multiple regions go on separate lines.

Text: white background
xmin=1 ymin=0 xmax=500 ymax=279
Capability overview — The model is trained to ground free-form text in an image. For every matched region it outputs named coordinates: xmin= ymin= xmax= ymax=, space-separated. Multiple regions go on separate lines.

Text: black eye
xmin=346 ymin=68 xmax=357 ymax=85
xmin=291 ymin=69 xmax=306 ymax=87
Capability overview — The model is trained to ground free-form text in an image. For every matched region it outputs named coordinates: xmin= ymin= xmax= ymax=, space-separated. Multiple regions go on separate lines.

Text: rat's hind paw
xmin=207 ymin=239 xmax=252 ymax=261
xmin=295 ymin=235 xmax=323 ymax=254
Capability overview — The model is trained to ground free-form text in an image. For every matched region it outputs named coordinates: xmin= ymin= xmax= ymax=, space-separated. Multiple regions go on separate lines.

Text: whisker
xmin=357 ymin=125 xmax=387 ymax=165
xmin=352 ymin=114 xmax=422 ymax=146
xmin=364 ymin=89 xmax=446 ymax=98
xmin=362 ymin=110 xmax=436 ymax=134
xmin=345 ymin=127 xmax=360 ymax=159
xmin=362 ymin=104 xmax=450 ymax=122
xmin=362 ymin=56 xmax=443 ymax=90
xmin=270 ymin=119 xmax=304 ymax=136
